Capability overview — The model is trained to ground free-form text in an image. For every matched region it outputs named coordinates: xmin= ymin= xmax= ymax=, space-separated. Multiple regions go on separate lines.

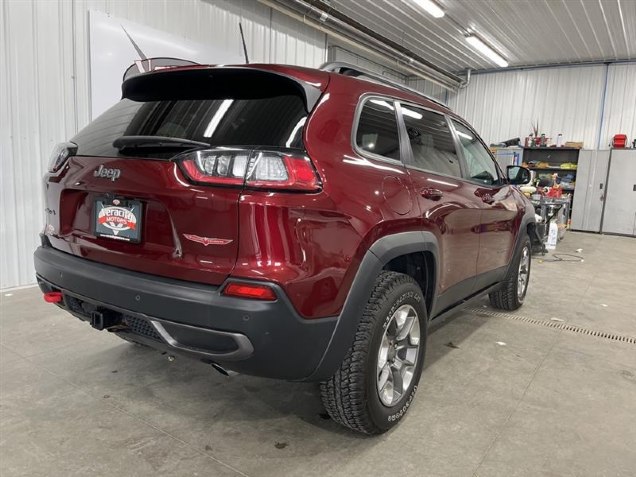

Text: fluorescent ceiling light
xmin=413 ymin=0 xmax=445 ymax=18
xmin=465 ymin=35 xmax=508 ymax=67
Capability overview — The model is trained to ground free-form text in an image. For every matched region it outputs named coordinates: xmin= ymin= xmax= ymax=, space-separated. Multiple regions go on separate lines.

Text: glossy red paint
xmin=45 ymin=156 xmax=240 ymax=285
xmin=42 ymin=63 xmax=529 ymax=320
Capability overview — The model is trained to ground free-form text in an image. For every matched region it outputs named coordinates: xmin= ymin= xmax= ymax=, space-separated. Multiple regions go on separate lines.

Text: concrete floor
xmin=1 ymin=231 xmax=635 ymax=476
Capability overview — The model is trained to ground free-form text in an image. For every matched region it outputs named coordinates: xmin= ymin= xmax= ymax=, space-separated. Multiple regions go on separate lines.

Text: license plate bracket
xmin=94 ymin=197 xmax=142 ymax=243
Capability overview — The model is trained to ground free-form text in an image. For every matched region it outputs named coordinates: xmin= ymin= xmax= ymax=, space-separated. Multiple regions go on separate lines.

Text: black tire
xmin=320 ymin=271 xmax=427 ymax=435
xmin=489 ymin=234 xmax=532 ymax=311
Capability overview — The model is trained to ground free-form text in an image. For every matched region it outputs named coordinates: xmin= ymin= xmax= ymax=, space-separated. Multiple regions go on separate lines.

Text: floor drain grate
xmin=465 ymin=308 xmax=636 ymax=345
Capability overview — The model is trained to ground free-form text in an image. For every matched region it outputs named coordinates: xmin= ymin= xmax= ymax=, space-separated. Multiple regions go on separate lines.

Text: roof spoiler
xmin=122 ymin=58 xmax=201 ymax=82
xmin=121 ymin=65 xmax=323 ymax=112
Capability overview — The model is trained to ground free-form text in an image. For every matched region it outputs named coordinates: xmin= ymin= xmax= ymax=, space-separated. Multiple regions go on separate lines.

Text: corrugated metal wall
xmin=328 ymin=45 xmax=405 ymax=83
xmin=406 ymin=78 xmax=447 ymax=103
xmin=1 ymin=0 xmax=326 ymax=289
xmin=601 ymin=63 xmax=636 ymax=149
xmin=329 ymin=45 xmax=447 ymax=102
xmin=447 ymin=63 xmax=636 ymax=148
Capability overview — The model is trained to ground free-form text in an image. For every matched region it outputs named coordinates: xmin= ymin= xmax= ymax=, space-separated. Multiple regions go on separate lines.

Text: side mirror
xmin=507 ymin=165 xmax=531 ymax=185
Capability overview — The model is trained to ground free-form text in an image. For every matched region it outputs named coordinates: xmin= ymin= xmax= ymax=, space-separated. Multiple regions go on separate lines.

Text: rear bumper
xmin=34 ymin=243 xmax=337 ymax=380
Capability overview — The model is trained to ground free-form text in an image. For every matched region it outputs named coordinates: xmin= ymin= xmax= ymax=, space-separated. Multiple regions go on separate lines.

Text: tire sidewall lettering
xmin=382 ymin=291 xmax=422 ymax=332
xmin=387 ymin=384 xmax=418 ymax=422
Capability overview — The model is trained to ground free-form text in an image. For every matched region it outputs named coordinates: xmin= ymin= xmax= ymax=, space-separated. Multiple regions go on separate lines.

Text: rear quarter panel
xmin=233 ymin=77 xmax=423 ymax=318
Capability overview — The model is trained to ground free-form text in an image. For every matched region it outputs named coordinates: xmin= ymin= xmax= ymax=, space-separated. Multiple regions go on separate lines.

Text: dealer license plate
xmin=94 ymin=198 xmax=142 ymax=243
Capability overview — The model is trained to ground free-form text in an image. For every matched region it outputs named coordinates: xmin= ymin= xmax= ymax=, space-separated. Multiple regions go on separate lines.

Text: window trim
xmin=395 ymin=99 xmax=466 ymax=181
xmin=351 ymin=93 xmax=407 ymax=166
xmin=447 ymin=117 xmax=504 ymax=188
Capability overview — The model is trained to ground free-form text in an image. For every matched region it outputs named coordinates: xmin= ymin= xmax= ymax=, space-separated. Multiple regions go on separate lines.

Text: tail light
xmin=48 ymin=142 xmax=78 ymax=173
xmin=177 ymin=149 xmax=321 ymax=192
xmin=222 ymin=282 xmax=277 ymax=301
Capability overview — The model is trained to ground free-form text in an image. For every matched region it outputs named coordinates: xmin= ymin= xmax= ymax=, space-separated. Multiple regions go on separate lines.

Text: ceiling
xmin=328 ymin=0 xmax=636 ymax=72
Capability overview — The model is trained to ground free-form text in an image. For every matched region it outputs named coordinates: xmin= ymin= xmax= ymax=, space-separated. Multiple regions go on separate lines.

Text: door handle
xmin=420 ymin=188 xmax=443 ymax=201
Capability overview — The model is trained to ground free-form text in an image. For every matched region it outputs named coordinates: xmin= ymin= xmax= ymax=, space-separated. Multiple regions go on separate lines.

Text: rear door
xmin=46 ymin=68 xmax=321 ymax=285
xmin=449 ymin=119 xmax=519 ymax=284
xmin=397 ymin=102 xmax=482 ymax=315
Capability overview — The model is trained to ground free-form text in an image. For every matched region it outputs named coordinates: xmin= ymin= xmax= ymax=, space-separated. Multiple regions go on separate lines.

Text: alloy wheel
xmin=517 ymin=245 xmax=531 ymax=300
xmin=376 ymin=304 xmax=421 ymax=407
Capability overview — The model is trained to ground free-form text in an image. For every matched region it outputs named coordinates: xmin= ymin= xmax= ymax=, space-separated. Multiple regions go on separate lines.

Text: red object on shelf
xmin=612 ymin=134 xmax=627 ymax=148
xmin=546 ymin=186 xmax=563 ymax=198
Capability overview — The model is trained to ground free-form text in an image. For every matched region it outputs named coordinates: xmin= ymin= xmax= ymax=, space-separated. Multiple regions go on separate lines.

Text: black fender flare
xmin=505 ymin=208 xmax=537 ymax=276
xmin=306 ymin=231 xmax=439 ymax=381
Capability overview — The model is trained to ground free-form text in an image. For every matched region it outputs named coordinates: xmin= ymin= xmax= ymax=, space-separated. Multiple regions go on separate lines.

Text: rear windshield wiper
xmin=113 ymin=136 xmax=209 ymax=150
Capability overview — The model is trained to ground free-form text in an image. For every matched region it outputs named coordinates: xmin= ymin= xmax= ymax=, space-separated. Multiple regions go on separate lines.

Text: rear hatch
xmin=45 ymin=66 xmax=327 ymax=285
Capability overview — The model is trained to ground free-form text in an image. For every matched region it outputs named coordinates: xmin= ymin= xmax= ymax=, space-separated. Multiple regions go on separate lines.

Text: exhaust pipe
xmin=210 ymin=362 xmax=238 ymax=377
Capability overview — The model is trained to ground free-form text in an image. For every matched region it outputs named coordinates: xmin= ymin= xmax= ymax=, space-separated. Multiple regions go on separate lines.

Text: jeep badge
xmin=94 ymin=165 xmax=121 ymax=182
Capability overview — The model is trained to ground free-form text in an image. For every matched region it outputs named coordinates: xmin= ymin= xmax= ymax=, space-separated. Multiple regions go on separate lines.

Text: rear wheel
xmin=320 ymin=271 xmax=427 ymax=434
xmin=489 ymin=235 xmax=531 ymax=310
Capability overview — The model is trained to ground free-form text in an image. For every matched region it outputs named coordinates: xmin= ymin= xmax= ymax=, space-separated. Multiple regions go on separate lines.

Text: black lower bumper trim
xmin=34 ymin=245 xmax=337 ymax=380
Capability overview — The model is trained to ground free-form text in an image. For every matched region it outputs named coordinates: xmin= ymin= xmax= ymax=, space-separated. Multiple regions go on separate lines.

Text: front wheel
xmin=320 ymin=271 xmax=427 ymax=434
xmin=489 ymin=235 xmax=532 ymax=310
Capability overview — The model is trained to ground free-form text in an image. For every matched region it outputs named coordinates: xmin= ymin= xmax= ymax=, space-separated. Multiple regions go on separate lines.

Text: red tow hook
xmin=43 ymin=292 xmax=63 ymax=303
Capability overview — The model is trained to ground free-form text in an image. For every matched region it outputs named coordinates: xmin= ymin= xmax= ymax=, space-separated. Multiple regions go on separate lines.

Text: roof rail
xmin=320 ymin=62 xmax=448 ymax=109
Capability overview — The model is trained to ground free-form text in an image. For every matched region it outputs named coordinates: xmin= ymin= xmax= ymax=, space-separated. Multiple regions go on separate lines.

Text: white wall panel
xmin=1 ymin=0 xmax=326 ymax=289
xmin=447 ymin=65 xmax=607 ymax=147
xmin=329 ymin=45 xmax=405 ymax=83
xmin=600 ymin=63 xmax=636 ymax=148
xmin=329 ymin=45 xmax=446 ymax=102
xmin=270 ymin=9 xmax=326 ymax=67
xmin=406 ymin=78 xmax=447 ymax=103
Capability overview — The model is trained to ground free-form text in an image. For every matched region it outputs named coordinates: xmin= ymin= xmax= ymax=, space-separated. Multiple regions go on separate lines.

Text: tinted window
xmin=355 ymin=99 xmax=400 ymax=161
xmin=72 ymin=95 xmax=307 ymax=157
xmin=452 ymin=121 xmax=500 ymax=185
xmin=400 ymin=104 xmax=461 ymax=177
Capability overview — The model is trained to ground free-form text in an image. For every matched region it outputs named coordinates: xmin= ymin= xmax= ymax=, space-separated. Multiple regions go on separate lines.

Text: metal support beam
xmin=257 ymin=0 xmax=461 ymax=91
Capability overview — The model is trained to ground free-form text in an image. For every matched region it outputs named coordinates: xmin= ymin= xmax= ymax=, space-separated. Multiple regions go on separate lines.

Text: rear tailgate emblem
xmin=94 ymin=165 xmax=121 ymax=181
xmin=183 ymin=234 xmax=233 ymax=246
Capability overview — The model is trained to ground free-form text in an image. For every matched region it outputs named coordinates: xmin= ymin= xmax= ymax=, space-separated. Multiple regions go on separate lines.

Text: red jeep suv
xmin=34 ymin=62 xmax=535 ymax=434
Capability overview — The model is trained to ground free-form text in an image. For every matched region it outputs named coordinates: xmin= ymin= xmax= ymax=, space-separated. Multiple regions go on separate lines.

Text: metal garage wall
xmin=600 ymin=63 xmax=636 ymax=149
xmin=0 ymin=0 xmax=326 ymax=289
xmin=447 ymin=65 xmax=607 ymax=147
xmin=328 ymin=45 xmax=405 ymax=83
xmin=406 ymin=78 xmax=447 ymax=103
xmin=447 ymin=63 xmax=636 ymax=148
xmin=329 ymin=45 xmax=446 ymax=102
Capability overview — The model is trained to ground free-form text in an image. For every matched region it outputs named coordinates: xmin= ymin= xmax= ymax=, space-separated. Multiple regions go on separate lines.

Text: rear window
xmin=355 ymin=98 xmax=401 ymax=161
xmin=72 ymin=95 xmax=308 ymax=157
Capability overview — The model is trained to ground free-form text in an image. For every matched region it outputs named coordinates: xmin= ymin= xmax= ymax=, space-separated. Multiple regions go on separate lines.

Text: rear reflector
xmin=223 ymin=282 xmax=277 ymax=301
xmin=43 ymin=292 xmax=63 ymax=303
xmin=177 ymin=148 xmax=320 ymax=191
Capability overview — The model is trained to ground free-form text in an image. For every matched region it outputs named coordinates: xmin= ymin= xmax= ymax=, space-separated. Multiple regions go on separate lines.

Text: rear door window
xmin=399 ymin=104 xmax=462 ymax=177
xmin=355 ymin=98 xmax=401 ymax=161
xmin=451 ymin=120 xmax=500 ymax=186
xmin=72 ymin=95 xmax=308 ymax=158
